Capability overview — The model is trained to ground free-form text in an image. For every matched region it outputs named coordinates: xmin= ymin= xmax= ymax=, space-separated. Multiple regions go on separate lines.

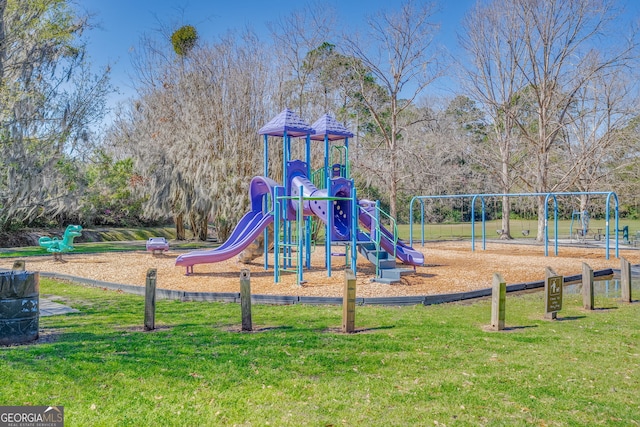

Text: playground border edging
xmin=33 ymin=267 xmax=616 ymax=307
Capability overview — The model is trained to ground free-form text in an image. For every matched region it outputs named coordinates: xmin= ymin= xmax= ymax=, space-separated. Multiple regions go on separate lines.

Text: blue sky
xmin=78 ymin=0 xmax=640 ymax=120
xmin=79 ymin=0 xmax=475 ymax=111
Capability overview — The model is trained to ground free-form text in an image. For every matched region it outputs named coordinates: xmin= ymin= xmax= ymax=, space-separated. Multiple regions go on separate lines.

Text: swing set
xmin=409 ymin=191 xmax=621 ymax=260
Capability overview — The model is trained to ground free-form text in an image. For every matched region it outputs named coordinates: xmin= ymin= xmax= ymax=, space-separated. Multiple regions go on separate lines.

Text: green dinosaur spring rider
xmin=39 ymin=225 xmax=83 ymax=261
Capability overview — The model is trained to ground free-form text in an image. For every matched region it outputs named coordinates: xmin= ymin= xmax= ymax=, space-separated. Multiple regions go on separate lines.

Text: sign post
xmin=343 ymin=269 xmax=356 ymax=333
xmin=240 ymin=269 xmax=252 ymax=331
xmin=621 ymin=257 xmax=632 ymax=303
xmin=144 ymin=268 xmax=157 ymax=331
xmin=545 ymin=267 xmax=563 ymax=320
xmin=491 ymin=273 xmax=506 ymax=331
xmin=582 ymin=262 xmax=594 ymax=310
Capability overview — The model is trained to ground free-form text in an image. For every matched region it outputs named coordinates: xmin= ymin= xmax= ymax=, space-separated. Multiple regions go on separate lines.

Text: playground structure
xmin=409 ymin=192 xmax=622 ymax=259
xmin=38 ymin=224 xmax=83 ymax=261
xmin=175 ymin=109 xmax=424 ymax=284
xmin=146 ymin=237 xmax=170 ymax=255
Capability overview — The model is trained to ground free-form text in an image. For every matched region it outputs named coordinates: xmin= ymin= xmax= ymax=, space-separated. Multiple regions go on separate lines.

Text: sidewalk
xmin=39 ymin=297 xmax=79 ymax=317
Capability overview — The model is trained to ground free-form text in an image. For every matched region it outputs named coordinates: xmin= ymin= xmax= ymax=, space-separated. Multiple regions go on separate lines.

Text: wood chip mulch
xmin=4 ymin=241 xmax=637 ymax=298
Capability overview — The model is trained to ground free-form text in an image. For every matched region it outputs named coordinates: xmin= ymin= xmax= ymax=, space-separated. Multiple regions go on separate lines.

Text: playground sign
xmin=544 ymin=267 xmax=563 ymax=319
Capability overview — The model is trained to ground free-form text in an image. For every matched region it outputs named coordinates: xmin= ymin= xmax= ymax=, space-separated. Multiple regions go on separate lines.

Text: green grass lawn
xmin=1 ymin=279 xmax=638 ymax=426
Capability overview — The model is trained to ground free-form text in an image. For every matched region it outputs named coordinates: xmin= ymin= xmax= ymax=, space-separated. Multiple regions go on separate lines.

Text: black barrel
xmin=0 ymin=271 xmax=39 ymax=345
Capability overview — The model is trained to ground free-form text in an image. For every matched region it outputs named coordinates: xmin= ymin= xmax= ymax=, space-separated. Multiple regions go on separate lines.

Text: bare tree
xmin=341 ymin=0 xmax=442 ymax=219
xmin=267 ymin=1 xmax=337 ymax=121
xmin=119 ymin=28 xmax=273 ymax=240
xmin=559 ymin=67 xmax=639 ymax=211
xmin=459 ymin=0 xmax=529 ymax=239
xmin=266 ymin=2 xmax=340 ymax=173
xmin=391 ymin=98 xmax=485 ymax=195
xmin=513 ymin=0 xmax=638 ymax=238
xmin=460 ymin=0 xmax=638 ymax=240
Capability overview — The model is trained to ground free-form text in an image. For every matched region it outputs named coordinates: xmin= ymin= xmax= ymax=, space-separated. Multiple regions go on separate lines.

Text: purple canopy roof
xmin=310 ymin=114 xmax=354 ymax=141
xmin=258 ymin=108 xmax=315 ymax=137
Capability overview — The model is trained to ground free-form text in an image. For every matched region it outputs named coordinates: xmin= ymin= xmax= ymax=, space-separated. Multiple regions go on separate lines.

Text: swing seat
xmin=521 ymin=229 xmax=530 ymax=236
xmin=496 ymin=229 xmax=504 ymax=235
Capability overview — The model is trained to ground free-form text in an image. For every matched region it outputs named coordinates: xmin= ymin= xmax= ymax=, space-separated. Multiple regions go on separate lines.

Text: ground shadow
xmin=555 ymin=315 xmax=587 ymax=322
xmin=221 ymin=325 xmax=293 ymax=333
xmin=121 ymin=325 xmax=174 ymax=333
xmin=187 ymin=270 xmax=276 ymax=279
xmin=482 ymin=325 xmax=538 ymax=332
xmin=322 ymin=325 xmax=395 ymax=334
xmin=411 ymin=272 xmax=438 ymax=279
xmin=584 ymin=306 xmax=619 ymax=312
xmin=0 ymin=329 xmax=64 ymax=347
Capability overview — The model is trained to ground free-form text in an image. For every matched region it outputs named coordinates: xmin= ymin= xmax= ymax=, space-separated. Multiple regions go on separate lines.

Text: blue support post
xmin=481 ymin=198 xmax=486 ymax=250
xmin=543 ymin=194 xmax=558 ymax=257
xmin=263 ymin=134 xmax=269 ymax=176
xmin=420 ymin=200 xmax=425 ymax=247
xmin=344 ymin=137 xmax=350 ymax=178
xmin=605 ymin=192 xmax=620 ymax=259
xmin=550 ymin=196 xmax=556 ymax=255
xmin=325 ymin=135 xmax=331 ymax=275
xmin=471 ymin=195 xmax=478 ymax=251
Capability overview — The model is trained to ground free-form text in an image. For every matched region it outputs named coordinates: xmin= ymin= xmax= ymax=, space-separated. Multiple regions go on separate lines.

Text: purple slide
xmin=358 ymin=202 xmax=424 ymax=266
xmin=288 ymin=162 xmax=424 ymax=266
xmin=289 ymin=167 xmax=352 ymax=241
xmin=175 ymin=176 xmax=277 ymax=274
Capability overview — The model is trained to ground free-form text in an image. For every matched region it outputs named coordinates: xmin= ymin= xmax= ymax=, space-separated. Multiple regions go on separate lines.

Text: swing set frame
xmin=409 ymin=191 xmax=620 ymax=260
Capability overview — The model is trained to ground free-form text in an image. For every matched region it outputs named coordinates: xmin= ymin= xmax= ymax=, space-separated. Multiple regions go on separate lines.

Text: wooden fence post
xmin=620 ymin=257 xmax=632 ymax=303
xmin=491 ymin=273 xmax=506 ymax=331
xmin=240 ymin=269 xmax=252 ymax=332
xmin=11 ymin=260 xmax=25 ymax=271
xmin=545 ymin=267 xmax=563 ymax=320
xmin=582 ymin=262 xmax=594 ymax=310
xmin=144 ymin=268 xmax=157 ymax=331
xmin=343 ymin=269 xmax=356 ymax=333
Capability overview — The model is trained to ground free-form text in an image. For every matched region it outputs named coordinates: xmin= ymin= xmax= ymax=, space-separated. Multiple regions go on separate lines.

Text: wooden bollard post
xmin=620 ymin=257 xmax=632 ymax=303
xmin=11 ymin=260 xmax=25 ymax=271
xmin=144 ymin=268 xmax=157 ymax=331
xmin=582 ymin=262 xmax=594 ymax=310
xmin=343 ymin=269 xmax=356 ymax=333
xmin=240 ymin=269 xmax=252 ymax=332
xmin=491 ymin=273 xmax=506 ymax=331
xmin=544 ymin=267 xmax=563 ymax=320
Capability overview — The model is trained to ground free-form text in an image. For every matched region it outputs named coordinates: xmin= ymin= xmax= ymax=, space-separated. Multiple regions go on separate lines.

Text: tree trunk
xmin=536 ymin=195 xmax=546 ymax=242
xmin=199 ymin=215 xmax=208 ymax=241
xmin=535 ymin=151 xmax=549 ymax=242
xmin=0 ymin=0 xmax=6 ymax=81
xmin=500 ymin=195 xmax=512 ymax=240
xmin=389 ymin=146 xmax=398 ymax=220
xmin=175 ymin=213 xmax=185 ymax=240
xmin=579 ymin=194 xmax=589 ymax=213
